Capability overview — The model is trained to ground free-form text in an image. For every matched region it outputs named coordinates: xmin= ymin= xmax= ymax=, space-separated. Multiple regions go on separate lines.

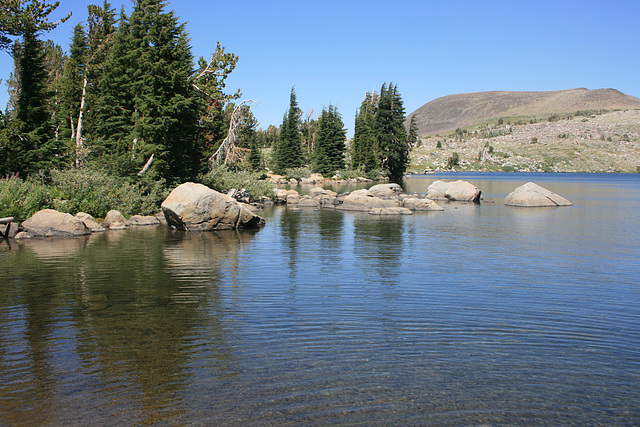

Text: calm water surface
xmin=1 ymin=173 xmax=639 ymax=425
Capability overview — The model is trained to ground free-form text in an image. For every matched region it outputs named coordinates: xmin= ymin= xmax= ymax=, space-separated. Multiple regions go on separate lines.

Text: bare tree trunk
xmin=208 ymin=100 xmax=254 ymax=168
xmin=75 ymin=76 xmax=88 ymax=168
xmin=137 ymin=153 xmax=154 ymax=176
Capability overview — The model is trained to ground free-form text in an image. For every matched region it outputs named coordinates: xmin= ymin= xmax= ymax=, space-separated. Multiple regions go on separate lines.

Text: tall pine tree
xmin=91 ymin=0 xmax=200 ymax=183
xmin=375 ymin=83 xmax=409 ymax=179
xmin=351 ymin=91 xmax=378 ymax=173
xmin=312 ymin=105 xmax=346 ymax=176
xmin=274 ymin=87 xmax=304 ymax=174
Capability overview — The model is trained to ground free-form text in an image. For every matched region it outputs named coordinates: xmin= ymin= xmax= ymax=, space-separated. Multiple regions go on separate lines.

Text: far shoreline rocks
xmin=3 ymin=178 xmax=573 ymax=240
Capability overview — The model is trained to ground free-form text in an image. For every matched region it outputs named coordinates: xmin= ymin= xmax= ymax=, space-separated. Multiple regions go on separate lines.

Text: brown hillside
xmin=408 ymin=88 xmax=640 ymax=136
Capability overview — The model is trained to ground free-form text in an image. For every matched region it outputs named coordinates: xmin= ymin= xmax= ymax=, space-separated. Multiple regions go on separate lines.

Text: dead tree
xmin=208 ymin=99 xmax=255 ymax=168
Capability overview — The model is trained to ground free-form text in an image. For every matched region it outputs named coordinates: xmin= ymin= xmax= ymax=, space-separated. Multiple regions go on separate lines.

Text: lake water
xmin=1 ymin=172 xmax=639 ymax=425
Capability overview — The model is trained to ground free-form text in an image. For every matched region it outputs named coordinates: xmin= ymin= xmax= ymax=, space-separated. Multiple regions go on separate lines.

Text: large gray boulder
xmin=426 ymin=180 xmax=481 ymax=202
xmin=20 ymin=209 xmax=91 ymax=237
xmin=336 ymin=189 xmax=399 ymax=211
xmin=161 ymin=182 xmax=265 ymax=230
xmin=444 ymin=180 xmax=482 ymax=202
xmin=505 ymin=182 xmax=573 ymax=207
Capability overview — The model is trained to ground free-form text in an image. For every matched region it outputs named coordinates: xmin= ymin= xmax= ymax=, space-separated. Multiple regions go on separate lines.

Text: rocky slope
xmin=409 ymin=109 xmax=640 ymax=173
xmin=408 ymin=88 xmax=640 ymax=136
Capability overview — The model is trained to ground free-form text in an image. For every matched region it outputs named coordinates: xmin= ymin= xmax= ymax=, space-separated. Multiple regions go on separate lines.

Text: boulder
xmin=402 ymin=197 xmax=444 ymax=211
xmin=1 ymin=221 xmax=20 ymax=238
xmin=445 ymin=180 xmax=482 ymax=203
xmin=20 ymin=209 xmax=91 ymax=237
xmin=505 ymin=182 xmax=573 ymax=207
xmin=308 ymin=187 xmax=337 ymax=198
xmin=336 ymin=189 xmax=399 ymax=211
xmin=425 ymin=180 xmax=449 ymax=200
xmin=426 ymin=180 xmax=481 ymax=202
xmin=102 ymin=210 xmax=128 ymax=228
xmin=128 ymin=215 xmax=161 ymax=226
xmin=369 ymin=207 xmax=413 ymax=215
xmin=161 ymin=182 xmax=265 ymax=230
xmin=76 ymin=212 xmax=106 ymax=232
xmin=368 ymin=183 xmax=403 ymax=198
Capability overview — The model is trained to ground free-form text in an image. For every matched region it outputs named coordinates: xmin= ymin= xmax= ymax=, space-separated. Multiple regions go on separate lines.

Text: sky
xmin=1 ymin=0 xmax=639 ymax=137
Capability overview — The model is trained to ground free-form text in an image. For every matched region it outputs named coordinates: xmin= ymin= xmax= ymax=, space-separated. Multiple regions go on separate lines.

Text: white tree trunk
xmin=75 ymin=77 xmax=88 ymax=168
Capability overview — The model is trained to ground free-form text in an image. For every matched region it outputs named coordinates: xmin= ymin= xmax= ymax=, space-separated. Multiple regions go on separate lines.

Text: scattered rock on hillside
xmin=161 ymin=182 xmax=265 ymax=230
xmin=505 ymin=182 xmax=573 ymax=207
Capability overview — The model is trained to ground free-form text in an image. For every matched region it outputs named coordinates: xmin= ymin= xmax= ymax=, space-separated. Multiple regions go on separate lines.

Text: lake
xmin=1 ymin=172 xmax=639 ymax=425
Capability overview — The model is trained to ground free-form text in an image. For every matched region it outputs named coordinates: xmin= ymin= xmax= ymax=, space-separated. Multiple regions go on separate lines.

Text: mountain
xmin=408 ymin=88 xmax=640 ymax=136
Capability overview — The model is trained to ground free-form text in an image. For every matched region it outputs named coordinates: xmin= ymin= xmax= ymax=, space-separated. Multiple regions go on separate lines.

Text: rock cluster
xmin=283 ymin=183 xmax=445 ymax=215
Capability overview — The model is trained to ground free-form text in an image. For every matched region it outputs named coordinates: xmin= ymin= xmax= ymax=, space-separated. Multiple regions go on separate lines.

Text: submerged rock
xmin=161 ymin=182 xmax=265 ymax=230
xmin=505 ymin=182 xmax=573 ymax=207
xmin=369 ymin=207 xmax=413 ymax=215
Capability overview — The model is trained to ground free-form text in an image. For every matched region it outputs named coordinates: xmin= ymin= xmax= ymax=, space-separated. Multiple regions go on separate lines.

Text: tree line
xmin=1 ymin=0 xmax=415 ymax=188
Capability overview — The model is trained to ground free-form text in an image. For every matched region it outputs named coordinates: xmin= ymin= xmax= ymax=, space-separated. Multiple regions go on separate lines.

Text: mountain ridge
xmin=408 ymin=88 xmax=640 ymax=136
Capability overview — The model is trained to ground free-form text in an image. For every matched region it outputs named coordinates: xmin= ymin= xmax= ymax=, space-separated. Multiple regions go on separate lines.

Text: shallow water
xmin=1 ymin=173 xmax=639 ymax=425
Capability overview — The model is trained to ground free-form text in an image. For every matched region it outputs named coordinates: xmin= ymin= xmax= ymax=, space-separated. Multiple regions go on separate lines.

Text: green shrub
xmin=46 ymin=169 xmax=168 ymax=219
xmin=446 ymin=152 xmax=460 ymax=169
xmin=0 ymin=176 xmax=53 ymax=221
xmin=284 ymin=167 xmax=311 ymax=181
xmin=200 ymin=164 xmax=276 ymax=201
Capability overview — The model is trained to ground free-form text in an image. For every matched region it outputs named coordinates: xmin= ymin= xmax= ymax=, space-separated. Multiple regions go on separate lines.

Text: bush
xmin=200 ymin=164 xmax=276 ymax=201
xmin=284 ymin=167 xmax=311 ymax=181
xmin=45 ymin=168 xmax=168 ymax=218
xmin=0 ymin=176 xmax=53 ymax=221
xmin=446 ymin=152 xmax=460 ymax=169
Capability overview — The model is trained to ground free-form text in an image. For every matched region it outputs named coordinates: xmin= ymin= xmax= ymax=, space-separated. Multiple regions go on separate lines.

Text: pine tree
xmin=58 ymin=23 xmax=88 ymax=145
xmin=312 ymin=105 xmax=346 ymax=176
xmin=91 ymin=0 xmax=200 ymax=183
xmin=0 ymin=1 xmax=70 ymax=175
xmin=246 ymin=137 xmax=263 ymax=171
xmin=408 ymin=115 xmax=419 ymax=148
xmin=351 ymin=91 xmax=378 ymax=172
xmin=375 ymin=83 xmax=409 ymax=179
xmin=274 ymin=87 xmax=304 ymax=174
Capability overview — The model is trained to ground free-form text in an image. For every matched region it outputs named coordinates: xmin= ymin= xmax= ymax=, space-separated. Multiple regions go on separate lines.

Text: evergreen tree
xmin=246 ymin=137 xmax=262 ymax=171
xmin=351 ymin=91 xmax=378 ymax=172
xmin=408 ymin=115 xmax=419 ymax=148
xmin=375 ymin=83 xmax=409 ymax=178
xmin=91 ymin=0 xmax=200 ymax=183
xmin=0 ymin=0 xmax=70 ymax=176
xmin=274 ymin=87 xmax=304 ymax=174
xmin=58 ymin=23 xmax=88 ymax=144
xmin=312 ymin=105 xmax=346 ymax=176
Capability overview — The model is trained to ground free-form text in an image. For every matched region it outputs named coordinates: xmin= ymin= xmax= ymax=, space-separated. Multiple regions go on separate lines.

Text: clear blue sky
xmin=1 ymin=0 xmax=639 ymax=136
